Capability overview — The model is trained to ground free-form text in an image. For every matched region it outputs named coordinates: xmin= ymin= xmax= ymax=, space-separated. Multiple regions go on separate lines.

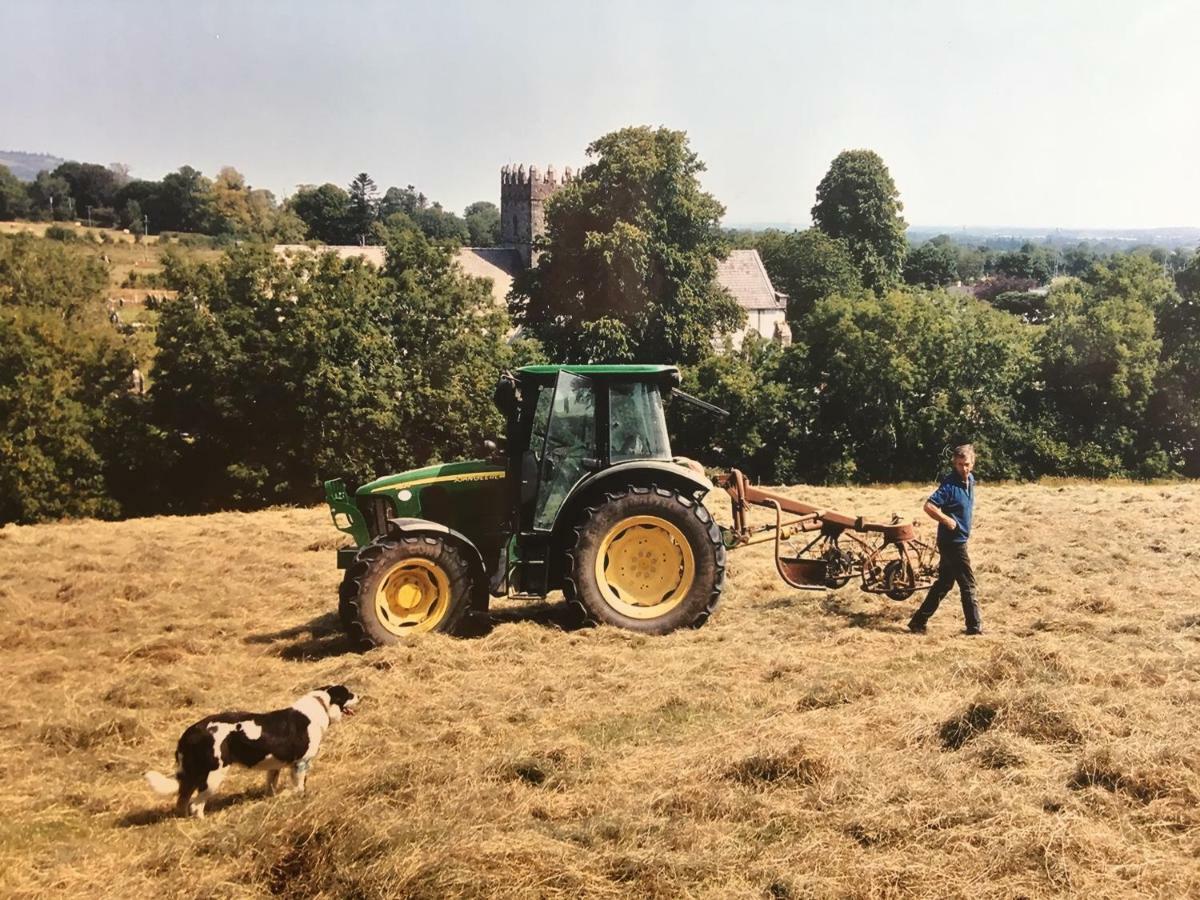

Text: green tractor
xmin=324 ymin=365 xmax=726 ymax=647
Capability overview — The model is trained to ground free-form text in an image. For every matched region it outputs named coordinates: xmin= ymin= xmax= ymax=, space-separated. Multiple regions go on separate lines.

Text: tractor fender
xmin=551 ymin=460 xmax=713 ymax=545
xmin=385 ymin=517 xmax=489 ymax=611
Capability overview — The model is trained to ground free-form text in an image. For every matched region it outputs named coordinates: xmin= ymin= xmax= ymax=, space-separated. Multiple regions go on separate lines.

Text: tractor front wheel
xmin=566 ymin=486 xmax=725 ymax=634
xmin=339 ymin=533 xmax=474 ymax=649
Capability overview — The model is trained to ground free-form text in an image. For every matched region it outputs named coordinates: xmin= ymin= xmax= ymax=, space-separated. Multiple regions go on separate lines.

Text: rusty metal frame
xmin=716 ymin=468 xmax=938 ymax=599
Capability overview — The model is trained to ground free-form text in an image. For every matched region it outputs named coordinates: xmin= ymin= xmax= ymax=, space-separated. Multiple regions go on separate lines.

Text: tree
xmin=464 ymin=200 xmax=500 ymax=246
xmin=511 ymin=125 xmax=743 ymax=364
xmin=1037 ymin=257 xmax=1169 ymax=475
xmin=52 ymin=161 xmax=122 ymax=216
xmin=1062 ymin=242 xmax=1098 ymax=278
xmin=205 ymin=167 xmax=293 ymax=241
xmin=795 ymin=289 xmax=1039 ymax=482
xmin=28 ymin=171 xmax=73 ymax=220
xmin=289 ymin=183 xmax=352 ymax=244
xmin=0 ymin=233 xmax=132 ymax=523
xmin=0 ymin=165 xmax=31 ymax=220
xmin=1154 ymin=254 xmax=1200 ymax=474
xmin=993 ymin=242 xmax=1057 ymax=283
xmin=157 ymin=165 xmax=214 ymax=232
xmin=903 ymin=239 xmax=959 ymax=288
xmin=811 ymin=150 xmax=908 ymax=293
xmin=756 ymin=228 xmax=863 ymax=327
xmin=411 ymin=203 xmax=469 ymax=244
xmin=148 ymin=219 xmax=520 ymax=511
xmin=954 ymin=244 xmax=987 ymax=283
xmin=379 ymin=185 xmax=426 ymax=219
xmin=347 ymin=172 xmax=378 ymax=244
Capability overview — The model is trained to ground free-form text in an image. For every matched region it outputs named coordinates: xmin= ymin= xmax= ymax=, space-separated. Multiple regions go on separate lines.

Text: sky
xmin=3 ymin=0 xmax=1198 ymax=230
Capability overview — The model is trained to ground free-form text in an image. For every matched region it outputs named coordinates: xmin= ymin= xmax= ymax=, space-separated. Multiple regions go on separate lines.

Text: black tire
xmin=338 ymin=533 xmax=474 ymax=649
xmin=564 ymin=486 xmax=725 ymax=634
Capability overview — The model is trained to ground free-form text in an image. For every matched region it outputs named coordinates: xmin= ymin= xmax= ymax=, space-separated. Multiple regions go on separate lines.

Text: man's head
xmin=952 ymin=444 xmax=975 ymax=480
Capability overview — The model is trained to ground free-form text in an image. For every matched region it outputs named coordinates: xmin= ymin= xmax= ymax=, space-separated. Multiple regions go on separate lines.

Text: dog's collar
xmin=310 ymin=692 xmax=332 ymax=718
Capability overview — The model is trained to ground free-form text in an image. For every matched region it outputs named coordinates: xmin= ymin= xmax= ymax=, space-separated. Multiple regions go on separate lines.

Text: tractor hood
xmin=355 ymin=460 xmax=505 ymax=496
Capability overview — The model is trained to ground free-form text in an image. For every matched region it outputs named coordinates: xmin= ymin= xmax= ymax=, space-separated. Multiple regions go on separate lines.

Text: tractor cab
xmin=495 ymin=365 xmax=690 ymax=596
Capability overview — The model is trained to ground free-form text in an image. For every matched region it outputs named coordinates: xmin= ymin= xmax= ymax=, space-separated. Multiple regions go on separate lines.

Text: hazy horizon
xmin=4 ymin=1 xmax=1198 ymax=231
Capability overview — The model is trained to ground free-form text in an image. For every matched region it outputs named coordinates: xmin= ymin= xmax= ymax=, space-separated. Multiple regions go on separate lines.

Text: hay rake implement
xmin=717 ymin=469 xmax=939 ymax=600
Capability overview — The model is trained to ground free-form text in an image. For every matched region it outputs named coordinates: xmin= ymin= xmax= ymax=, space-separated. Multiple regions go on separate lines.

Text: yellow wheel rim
xmin=594 ymin=515 xmax=695 ymax=619
xmin=374 ymin=558 xmax=451 ymax=635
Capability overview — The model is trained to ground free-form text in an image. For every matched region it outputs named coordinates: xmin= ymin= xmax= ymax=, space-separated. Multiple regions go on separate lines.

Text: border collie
xmin=146 ymin=685 xmax=359 ymax=818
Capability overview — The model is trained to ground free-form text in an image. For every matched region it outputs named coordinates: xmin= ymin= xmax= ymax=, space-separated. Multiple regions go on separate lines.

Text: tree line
xmin=1 ymin=128 xmax=1198 ymax=525
xmin=0 ymin=161 xmax=500 ymax=247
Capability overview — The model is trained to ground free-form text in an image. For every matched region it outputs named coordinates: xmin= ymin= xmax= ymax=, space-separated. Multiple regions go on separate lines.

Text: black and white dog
xmin=146 ymin=685 xmax=359 ymax=818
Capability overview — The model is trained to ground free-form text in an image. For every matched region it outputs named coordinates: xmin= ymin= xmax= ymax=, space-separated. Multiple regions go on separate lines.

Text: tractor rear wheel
xmin=565 ymin=486 xmax=725 ymax=634
xmin=339 ymin=533 xmax=473 ymax=649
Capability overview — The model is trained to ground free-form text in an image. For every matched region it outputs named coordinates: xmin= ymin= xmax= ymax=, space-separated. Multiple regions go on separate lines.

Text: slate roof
xmin=454 ymin=247 xmax=523 ymax=305
xmin=274 ymin=244 xmax=782 ymax=313
xmin=716 ymin=249 xmax=785 ymax=311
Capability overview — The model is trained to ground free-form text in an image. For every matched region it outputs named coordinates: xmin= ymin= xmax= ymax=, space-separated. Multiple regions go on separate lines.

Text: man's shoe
xmin=964 ymin=626 xmax=983 ymax=635
xmin=907 ymin=620 xmax=927 ymax=634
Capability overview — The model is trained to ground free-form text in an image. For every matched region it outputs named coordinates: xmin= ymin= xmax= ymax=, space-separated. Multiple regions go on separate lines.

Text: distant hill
xmin=0 ymin=150 xmax=66 ymax=181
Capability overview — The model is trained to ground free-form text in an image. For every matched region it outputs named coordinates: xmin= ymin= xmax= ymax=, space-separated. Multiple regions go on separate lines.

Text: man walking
xmin=908 ymin=444 xmax=982 ymax=635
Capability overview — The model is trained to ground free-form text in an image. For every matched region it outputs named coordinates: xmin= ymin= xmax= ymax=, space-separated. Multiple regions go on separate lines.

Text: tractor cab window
xmin=609 ymin=382 xmax=672 ymax=463
xmin=532 ymin=372 xmax=596 ymax=530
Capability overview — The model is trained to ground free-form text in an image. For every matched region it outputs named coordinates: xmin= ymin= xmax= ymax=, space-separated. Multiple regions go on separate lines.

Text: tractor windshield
xmin=609 ymin=382 xmax=672 ymax=463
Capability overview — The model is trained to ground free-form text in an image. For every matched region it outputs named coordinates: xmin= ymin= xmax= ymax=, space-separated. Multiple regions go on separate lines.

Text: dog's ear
xmin=322 ymin=685 xmax=352 ymax=707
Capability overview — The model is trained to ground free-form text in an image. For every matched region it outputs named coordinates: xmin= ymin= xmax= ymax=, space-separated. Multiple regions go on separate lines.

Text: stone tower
xmin=500 ymin=163 xmax=573 ymax=268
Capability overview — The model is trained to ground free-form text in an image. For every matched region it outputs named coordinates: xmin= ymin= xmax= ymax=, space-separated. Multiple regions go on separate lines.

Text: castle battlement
xmin=500 ymin=163 xmax=575 ymax=187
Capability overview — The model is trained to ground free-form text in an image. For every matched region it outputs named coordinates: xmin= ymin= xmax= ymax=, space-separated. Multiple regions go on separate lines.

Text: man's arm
xmin=924 ymin=499 xmax=957 ymax=531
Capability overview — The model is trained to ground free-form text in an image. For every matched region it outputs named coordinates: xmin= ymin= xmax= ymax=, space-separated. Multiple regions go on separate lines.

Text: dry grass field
xmin=0 ymin=220 xmax=222 ymax=302
xmin=2 ymin=481 xmax=1198 ymax=899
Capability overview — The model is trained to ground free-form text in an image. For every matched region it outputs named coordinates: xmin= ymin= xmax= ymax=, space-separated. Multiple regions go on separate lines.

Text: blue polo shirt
xmin=929 ymin=472 xmax=974 ymax=544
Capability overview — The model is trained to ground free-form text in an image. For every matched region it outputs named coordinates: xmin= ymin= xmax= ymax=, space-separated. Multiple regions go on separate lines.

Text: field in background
xmin=0 ymin=220 xmax=222 ymax=301
xmin=2 ymin=482 xmax=1198 ymax=898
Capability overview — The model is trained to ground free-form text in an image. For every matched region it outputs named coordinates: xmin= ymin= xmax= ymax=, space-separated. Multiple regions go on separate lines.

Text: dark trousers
xmin=912 ymin=541 xmax=980 ymax=630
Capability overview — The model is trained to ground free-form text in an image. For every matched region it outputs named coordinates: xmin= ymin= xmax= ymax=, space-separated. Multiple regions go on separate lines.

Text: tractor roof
xmin=516 ymin=364 xmax=679 ymax=379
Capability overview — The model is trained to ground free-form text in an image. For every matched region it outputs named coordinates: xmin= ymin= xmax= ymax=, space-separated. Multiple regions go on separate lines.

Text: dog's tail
xmin=145 ymin=770 xmax=180 ymax=795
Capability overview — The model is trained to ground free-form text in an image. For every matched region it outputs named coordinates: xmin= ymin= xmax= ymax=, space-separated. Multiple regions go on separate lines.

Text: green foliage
xmin=146 ymin=220 xmax=518 ymax=511
xmin=205 ymin=167 xmax=296 ymax=241
xmin=44 ymin=225 xmax=80 ymax=243
xmin=347 ymin=173 xmax=378 ymax=244
xmin=411 ymin=204 xmax=469 ymax=244
xmin=903 ymin=240 xmax=959 ymax=288
xmin=811 ymin=150 xmax=908 ymax=293
xmin=755 ymin=228 xmax=864 ymax=326
xmin=0 ymin=234 xmax=133 ymax=524
xmin=795 ymin=290 xmax=1038 ymax=481
xmin=156 ymin=166 xmax=214 ymax=233
xmin=28 ymin=172 xmax=73 ymax=221
xmin=1151 ymin=281 xmax=1200 ymax=475
xmin=289 ymin=183 xmax=353 ymax=244
xmin=992 ymin=242 xmax=1057 ymax=283
xmin=671 ymin=336 xmax=797 ymax=479
xmin=464 ymin=201 xmax=501 ymax=246
xmin=1037 ymin=258 xmax=1169 ymax=476
xmin=0 ymin=165 xmax=31 ymax=219
xmin=52 ymin=161 xmax=122 ymax=213
xmin=511 ymin=125 xmax=743 ymax=364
